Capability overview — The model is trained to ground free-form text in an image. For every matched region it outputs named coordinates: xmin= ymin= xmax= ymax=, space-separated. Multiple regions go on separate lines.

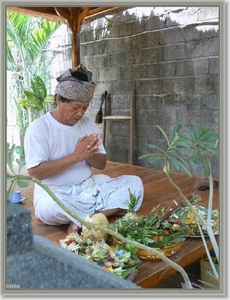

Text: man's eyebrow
xmin=69 ymin=103 xmax=89 ymax=108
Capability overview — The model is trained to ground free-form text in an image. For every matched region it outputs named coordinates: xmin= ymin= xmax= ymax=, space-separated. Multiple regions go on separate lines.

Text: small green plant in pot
xmin=139 ymin=123 xmax=219 ymax=288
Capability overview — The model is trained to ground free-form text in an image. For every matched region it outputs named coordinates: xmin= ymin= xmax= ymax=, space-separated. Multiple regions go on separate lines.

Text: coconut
xmin=82 ymin=213 xmax=109 ymax=241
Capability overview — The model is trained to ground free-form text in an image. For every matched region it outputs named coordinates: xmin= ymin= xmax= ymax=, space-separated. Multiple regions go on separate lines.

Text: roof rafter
xmin=6 ymin=6 xmax=132 ymax=66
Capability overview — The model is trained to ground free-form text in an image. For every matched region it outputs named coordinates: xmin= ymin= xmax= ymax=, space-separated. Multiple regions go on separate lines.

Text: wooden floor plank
xmin=8 ymin=161 xmax=219 ymax=288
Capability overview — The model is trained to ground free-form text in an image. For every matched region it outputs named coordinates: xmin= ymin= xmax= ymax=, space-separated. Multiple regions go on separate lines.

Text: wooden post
xmin=54 ymin=7 xmax=90 ymax=66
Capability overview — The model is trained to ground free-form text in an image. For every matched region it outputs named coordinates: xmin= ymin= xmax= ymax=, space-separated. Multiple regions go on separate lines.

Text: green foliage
xmin=7 ymin=143 xmax=30 ymax=200
xmin=123 ymin=188 xmax=141 ymax=213
xmin=7 ymin=143 xmax=25 ymax=175
xmin=7 ymin=11 xmax=62 ymax=74
xmin=139 ymin=124 xmax=192 ymax=176
xmin=186 ymin=125 xmax=218 ymax=163
xmin=139 ymin=124 xmax=218 ymax=177
xmin=18 ymin=76 xmax=54 ymax=112
xmin=138 ymin=123 xmax=219 ymax=287
xmin=120 ymin=243 xmax=138 ymax=255
xmin=108 ymin=211 xmax=189 ymax=248
xmin=7 ymin=11 xmax=62 ymax=138
xmin=14 ymin=145 xmax=25 ymax=162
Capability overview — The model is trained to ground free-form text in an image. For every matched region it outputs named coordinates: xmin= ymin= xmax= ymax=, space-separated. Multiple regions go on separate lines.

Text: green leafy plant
xmin=108 ymin=210 xmax=190 ymax=248
xmin=139 ymin=124 xmax=218 ymax=176
xmin=141 ymin=124 xmax=191 ymax=174
xmin=123 ymin=188 xmax=141 ymax=214
xmin=139 ymin=123 xmax=219 ymax=288
xmin=7 ymin=11 xmax=61 ymax=142
xmin=7 ymin=143 xmax=29 ymax=201
xmin=18 ymin=75 xmax=55 ymax=114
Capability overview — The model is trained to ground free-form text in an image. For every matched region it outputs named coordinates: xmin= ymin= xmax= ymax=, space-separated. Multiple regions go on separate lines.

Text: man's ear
xmin=55 ymin=94 xmax=61 ymax=105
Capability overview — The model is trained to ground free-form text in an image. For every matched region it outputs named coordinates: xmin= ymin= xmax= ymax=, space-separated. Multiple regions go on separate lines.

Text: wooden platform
xmin=11 ymin=161 xmax=219 ymax=288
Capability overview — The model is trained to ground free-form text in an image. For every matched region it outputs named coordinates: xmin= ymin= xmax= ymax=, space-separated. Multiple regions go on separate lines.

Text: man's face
xmin=56 ymin=95 xmax=89 ymax=126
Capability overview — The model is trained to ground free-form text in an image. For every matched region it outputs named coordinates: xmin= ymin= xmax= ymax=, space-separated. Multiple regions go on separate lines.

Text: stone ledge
xmin=6 ymin=203 xmax=140 ymax=290
xmin=7 ymin=235 xmax=140 ymax=289
xmin=7 ymin=202 xmax=33 ymax=256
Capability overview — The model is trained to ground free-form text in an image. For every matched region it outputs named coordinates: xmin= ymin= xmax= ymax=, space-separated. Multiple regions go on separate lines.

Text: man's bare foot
xmin=67 ymin=222 xmax=79 ymax=234
xmin=112 ymin=209 xmax=127 ymax=217
xmin=96 ymin=209 xmax=127 ymax=218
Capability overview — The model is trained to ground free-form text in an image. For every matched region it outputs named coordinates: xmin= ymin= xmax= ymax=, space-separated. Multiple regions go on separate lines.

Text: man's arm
xmin=28 ymin=153 xmax=106 ymax=180
xmin=28 ymin=133 xmax=106 ymax=180
xmin=86 ymin=153 xmax=106 ymax=170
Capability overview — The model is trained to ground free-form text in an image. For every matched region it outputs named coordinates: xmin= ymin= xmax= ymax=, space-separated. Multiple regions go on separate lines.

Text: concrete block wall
xmin=48 ymin=7 xmax=219 ymax=177
xmin=80 ymin=7 xmax=219 ymax=177
xmin=6 ymin=202 xmax=140 ymax=290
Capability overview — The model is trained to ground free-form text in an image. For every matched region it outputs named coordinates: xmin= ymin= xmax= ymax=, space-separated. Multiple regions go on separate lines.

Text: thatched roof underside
xmin=6 ymin=6 xmax=132 ymax=24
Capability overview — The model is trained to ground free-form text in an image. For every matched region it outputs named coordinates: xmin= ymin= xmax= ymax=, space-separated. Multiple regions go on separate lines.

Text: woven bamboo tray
xmin=137 ymin=242 xmax=183 ymax=261
xmin=200 ymin=256 xmax=218 ymax=287
xmin=112 ymin=237 xmax=183 ymax=261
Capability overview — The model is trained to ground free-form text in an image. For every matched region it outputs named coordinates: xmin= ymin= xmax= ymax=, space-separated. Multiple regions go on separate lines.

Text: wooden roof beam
xmin=54 ymin=7 xmax=90 ymax=67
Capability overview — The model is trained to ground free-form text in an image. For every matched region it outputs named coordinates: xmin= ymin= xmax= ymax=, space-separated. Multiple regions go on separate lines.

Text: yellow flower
xmin=102 ymin=265 xmax=114 ymax=273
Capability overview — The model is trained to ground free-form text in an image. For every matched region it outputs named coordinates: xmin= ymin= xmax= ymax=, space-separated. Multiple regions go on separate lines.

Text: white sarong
xmin=33 ymin=174 xmax=144 ymax=228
